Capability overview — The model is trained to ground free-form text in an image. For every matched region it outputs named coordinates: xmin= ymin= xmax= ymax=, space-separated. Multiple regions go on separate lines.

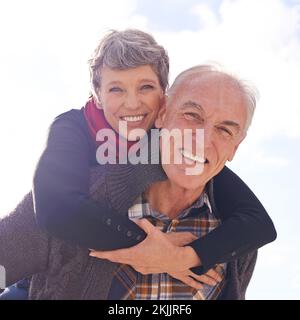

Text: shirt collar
xmin=128 ymin=180 xmax=214 ymax=221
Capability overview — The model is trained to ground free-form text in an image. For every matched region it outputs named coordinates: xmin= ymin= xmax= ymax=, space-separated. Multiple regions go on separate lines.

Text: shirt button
xmin=171 ymin=219 xmax=179 ymax=230
xmin=106 ymin=218 xmax=111 ymax=225
xmin=136 ymin=235 xmax=142 ymax=241
xmin=117 ymin=225 xmax=121 ymax=231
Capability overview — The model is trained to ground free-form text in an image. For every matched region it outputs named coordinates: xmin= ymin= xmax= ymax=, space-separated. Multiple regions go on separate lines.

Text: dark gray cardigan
xmin=0 ymin=161 xmax=257 ymax=300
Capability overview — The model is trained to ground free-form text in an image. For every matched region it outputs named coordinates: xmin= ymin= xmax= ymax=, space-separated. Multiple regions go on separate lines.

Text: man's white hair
xmin=168 ymin=64 xmax=259 ymax=132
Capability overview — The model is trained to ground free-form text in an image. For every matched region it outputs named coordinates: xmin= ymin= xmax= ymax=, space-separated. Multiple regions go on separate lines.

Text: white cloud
xmin=191 ymin=3 xmax=218 ymax=28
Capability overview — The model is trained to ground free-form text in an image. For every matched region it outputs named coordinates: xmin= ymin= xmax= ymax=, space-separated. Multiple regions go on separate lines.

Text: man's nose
xmin=204 ymin=126 xmax=215 ymax=149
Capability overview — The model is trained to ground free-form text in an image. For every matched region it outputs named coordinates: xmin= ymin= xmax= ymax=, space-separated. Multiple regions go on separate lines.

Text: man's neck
xmin=145 ymin=180 xmax=205 ymax=219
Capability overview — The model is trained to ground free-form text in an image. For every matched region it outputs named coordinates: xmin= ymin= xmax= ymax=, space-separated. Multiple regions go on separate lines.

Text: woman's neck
xmin=145 ymin=180 xmax=205 ymax=219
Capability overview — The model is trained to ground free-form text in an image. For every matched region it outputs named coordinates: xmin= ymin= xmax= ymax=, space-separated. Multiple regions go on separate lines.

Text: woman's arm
xmin=0 ymin=192 xmax=49 ymax=286
xmin=88 ymin=166 xmax=276 ymax=279
xmin=33 ymin=109 xmax=146 ymax=250
xmin=189 ymin=166 xmax=277 ymax=274
xmin=34 ymin=110 xmax=276 ymax=270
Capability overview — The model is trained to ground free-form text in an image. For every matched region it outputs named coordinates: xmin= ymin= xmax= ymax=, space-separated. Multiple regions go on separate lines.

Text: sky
xmin=0 ymin=0 xmax=299 ymax=299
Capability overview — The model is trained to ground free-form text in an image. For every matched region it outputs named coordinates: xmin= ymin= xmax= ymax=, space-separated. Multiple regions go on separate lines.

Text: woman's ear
xmin=95 ymin=100 xmax=103 ymax=110
xmin=93 ymin=93 xmax=103 ymax=109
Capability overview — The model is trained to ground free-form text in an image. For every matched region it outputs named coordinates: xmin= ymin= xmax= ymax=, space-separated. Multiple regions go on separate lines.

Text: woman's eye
xmin=140 ymin=84 xmax=154 ymax=90
xmin=109 ymin=87 xmax=123 ymax=93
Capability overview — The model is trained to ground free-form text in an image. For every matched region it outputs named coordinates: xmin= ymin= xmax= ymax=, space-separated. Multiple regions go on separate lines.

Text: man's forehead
xmin=174 ymin=74 xmax=246 ymax=108
xmin=171 ymin=76 xmax=246 ymax=124
xmin=179 ymin=73 xmax=237 ymax=94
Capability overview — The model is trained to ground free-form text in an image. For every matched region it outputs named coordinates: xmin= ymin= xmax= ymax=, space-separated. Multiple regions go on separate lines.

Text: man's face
xmin=155 ymin=73 xmax=248 ymax=190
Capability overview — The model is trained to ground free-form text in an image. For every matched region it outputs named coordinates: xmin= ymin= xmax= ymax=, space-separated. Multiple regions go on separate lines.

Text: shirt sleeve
xmin=189 ymin=166 xmax=277 ymax=274
xmin=32 ymin=111 xmax=146 ymax=250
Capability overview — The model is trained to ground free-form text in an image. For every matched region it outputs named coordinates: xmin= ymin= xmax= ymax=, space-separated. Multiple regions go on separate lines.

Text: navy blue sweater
xmin=33 ymin=108 xmax=277 ymax=273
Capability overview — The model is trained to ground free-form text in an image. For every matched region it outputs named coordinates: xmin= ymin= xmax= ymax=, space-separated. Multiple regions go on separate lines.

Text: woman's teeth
xmin=121 ymin=115 xmax=146 ymax=122
xmin=180 ymin=149 xmax=206 ymax=164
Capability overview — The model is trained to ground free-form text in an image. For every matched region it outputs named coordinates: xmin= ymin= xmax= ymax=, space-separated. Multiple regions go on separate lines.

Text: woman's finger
xmin=205 ymin=268 xmax=222 ymax=282
xmin=177 ymin=275 xmax=204 ymax=290
xmin=191 ymin=274 xmax=217 ymax=286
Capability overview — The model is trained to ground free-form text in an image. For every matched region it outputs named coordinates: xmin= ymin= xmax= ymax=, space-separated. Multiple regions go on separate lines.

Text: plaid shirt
xmin=108 ymin=188 xmax=226 ymax=300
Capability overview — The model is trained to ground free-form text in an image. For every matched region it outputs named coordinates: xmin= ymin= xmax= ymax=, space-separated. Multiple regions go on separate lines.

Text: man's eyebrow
xmin=220 ymin=120 xmax=241 ymax=132
xmin=181 ymin=101 xmax=204 ymax=113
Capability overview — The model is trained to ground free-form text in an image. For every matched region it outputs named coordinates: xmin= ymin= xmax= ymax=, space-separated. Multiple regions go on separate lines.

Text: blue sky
xmin=136 ymin=0 xmax=223 ymax=31
xmin=0 ymin=0 xmax=299 ymax=299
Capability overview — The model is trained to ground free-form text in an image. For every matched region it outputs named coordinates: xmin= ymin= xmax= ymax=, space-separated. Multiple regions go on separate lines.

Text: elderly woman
xmin=0 ymin=30 xmax=276 ymax=299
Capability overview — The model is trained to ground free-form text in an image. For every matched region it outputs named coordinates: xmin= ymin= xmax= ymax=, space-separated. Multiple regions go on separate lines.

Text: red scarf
xmin=83 ymin=98 xmax=136 ymax=158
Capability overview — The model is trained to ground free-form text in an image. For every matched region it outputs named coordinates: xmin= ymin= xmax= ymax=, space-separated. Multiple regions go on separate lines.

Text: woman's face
xmin=97 ymin=65 xmax=165 ymax=140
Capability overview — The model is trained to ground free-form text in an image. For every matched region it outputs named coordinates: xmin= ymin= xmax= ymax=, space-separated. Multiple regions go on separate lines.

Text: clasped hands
xmin=90 ymin=219 xmax=222 ymax=289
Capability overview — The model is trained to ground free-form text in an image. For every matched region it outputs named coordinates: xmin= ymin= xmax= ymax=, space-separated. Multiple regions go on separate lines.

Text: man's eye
xmin=218 ymin=127 xmax=233 ymax=136
xmin=184 ymin=112 xmax=201 ymax=121
xmin=109 ymin=87 xmax=123 ymax=92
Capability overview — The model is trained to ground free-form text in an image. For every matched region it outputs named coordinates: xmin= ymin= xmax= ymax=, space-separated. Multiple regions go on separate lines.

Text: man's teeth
xmin=121 ymin=115 xmax=145 ymax=122
xmin=180 ymin=149 xmax=205 ymax=164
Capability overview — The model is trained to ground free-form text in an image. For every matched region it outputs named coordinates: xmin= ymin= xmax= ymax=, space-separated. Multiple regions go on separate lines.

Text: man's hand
xmin=89 ymin=218 xmax=200 ymax=273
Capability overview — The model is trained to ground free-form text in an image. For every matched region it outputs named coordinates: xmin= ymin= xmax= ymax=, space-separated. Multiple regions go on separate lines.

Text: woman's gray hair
xmin=89 ymin=29 xmax=169 ymax=102
xmin=168 ymin=64 xmax=259 ymax=132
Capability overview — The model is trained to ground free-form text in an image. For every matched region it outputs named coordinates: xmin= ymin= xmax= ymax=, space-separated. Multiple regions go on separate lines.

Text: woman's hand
xmin=89 ymin=218 xmax=201 ymax=273
xmin=89 ymin=219 xmax=223 ymax=290
xmin=165 ymin=230 xmax=197 ymax=246
xmin=168 ymin=268 xmax=222 ymax=289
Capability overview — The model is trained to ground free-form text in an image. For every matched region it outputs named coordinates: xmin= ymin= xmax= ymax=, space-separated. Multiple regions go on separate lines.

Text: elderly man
xmin=0 ymin=65 xmax=261 ymax=300
xmin=90 ymin=65 xmax=258 ymax=299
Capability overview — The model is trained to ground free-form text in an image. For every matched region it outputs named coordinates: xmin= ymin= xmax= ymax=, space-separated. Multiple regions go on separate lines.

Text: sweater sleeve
xmin=190 ymin=166 xmax=277 ymax=274
xmin=0 ymin=192 xmax=49 ymax=286
xmin=33 ymin=110 xmax=146 ymax=250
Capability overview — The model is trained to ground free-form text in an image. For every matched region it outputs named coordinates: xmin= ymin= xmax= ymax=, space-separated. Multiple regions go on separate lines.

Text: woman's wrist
xmin=180 ymin=246 xmax=202 ymax=269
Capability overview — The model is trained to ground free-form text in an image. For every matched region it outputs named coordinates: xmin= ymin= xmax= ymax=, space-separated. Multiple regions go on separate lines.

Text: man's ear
xmin=155 ymin=103 xmax=167 ymax=128
xmin=227 ymin=134 xmax=246 ymax=162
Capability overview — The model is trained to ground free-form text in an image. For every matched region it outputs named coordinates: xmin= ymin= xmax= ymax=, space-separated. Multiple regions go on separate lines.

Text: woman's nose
xmin=124 ymin=92 xmax=140 ymax=110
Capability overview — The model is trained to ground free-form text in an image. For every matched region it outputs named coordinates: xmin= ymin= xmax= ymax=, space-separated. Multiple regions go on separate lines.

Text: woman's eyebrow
xmin=139 ymin=79 xmax=158 ymax=84
xmin=106 ymin=81 xmax=122 ymax=86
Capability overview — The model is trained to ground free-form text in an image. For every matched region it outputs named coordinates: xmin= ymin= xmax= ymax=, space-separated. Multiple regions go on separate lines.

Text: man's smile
xmin=179 ymin=148 xmax=208 ymax=165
